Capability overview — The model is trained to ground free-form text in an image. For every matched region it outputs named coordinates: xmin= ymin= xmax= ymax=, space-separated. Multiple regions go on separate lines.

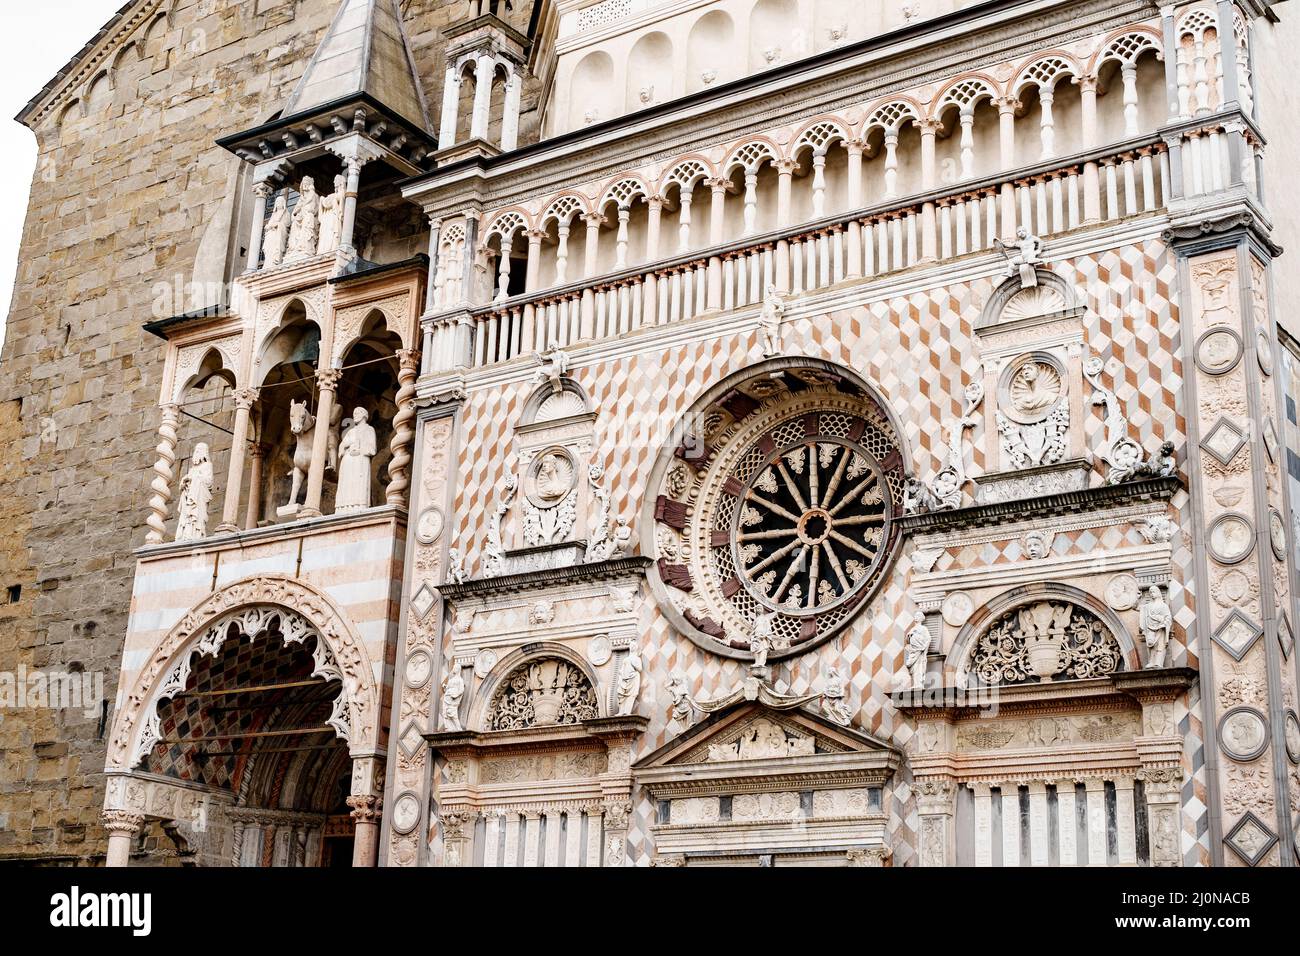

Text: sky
xmin=0 ymin=2 xmax=122 ymax=341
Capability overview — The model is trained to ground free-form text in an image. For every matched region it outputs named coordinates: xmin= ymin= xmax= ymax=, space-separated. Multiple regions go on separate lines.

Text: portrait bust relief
xmin=1002 ymin=356 xmax=1064 ymax=424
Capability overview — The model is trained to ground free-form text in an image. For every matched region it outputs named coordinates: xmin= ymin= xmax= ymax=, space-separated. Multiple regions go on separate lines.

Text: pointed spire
xmin=282 ymin=0 xmax=431 ymax=133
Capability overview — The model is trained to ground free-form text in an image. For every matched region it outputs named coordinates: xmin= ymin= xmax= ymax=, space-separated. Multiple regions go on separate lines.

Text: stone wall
xmin=0 ymin=0 xmax=521 ymax=864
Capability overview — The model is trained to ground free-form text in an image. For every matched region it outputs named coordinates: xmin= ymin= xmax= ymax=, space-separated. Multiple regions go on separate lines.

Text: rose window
xmin=732 ymin=437 xmax=888 ymax=613
xmin=647 ymin=366 xmax=905 ymax=661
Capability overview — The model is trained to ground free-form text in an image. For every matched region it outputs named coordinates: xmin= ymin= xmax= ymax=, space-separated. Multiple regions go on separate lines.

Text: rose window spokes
xmin=732 ymin=438 xmax=888 ymax=613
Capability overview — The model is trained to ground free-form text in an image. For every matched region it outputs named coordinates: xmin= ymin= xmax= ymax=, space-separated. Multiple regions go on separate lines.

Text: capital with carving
xmin=101 ymin=809 xmax=146 ymax=836
xmin=253 ymin=182 xmax=276 ymax=200
xmin=602 ymin=800 xmax=633 ymax=831
xmin=1137 ymin=766 xmax=1184 ymax=800
xmin=233 ymin=387 xmax=260 ymax=411
xmin=995 ymin=96 xmax=1022 ymax=114
xmin=346 ymin=794 xmax=379 ymax=823
xmin=397 ymin=348 xmax=421 ymax=374
xmin=846 ymin=846 xmax=892 ymax=867
xmin=315 ymin=367 xmax=343 ymax=392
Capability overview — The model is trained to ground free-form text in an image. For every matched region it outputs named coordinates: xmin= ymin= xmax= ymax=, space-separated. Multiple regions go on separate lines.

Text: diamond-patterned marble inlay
xmin=1223 ymin=811 xmax=1277 ymax=866
xmin=399 ymin=720 xmax=425 ymax=758
xmin=411 ymin=582 xmax=438 ymax=620
xmin=1211 ymin=609 xmax=1263 ymax=661
xmin=1200 ymin=417 xmax=1247 ymax=466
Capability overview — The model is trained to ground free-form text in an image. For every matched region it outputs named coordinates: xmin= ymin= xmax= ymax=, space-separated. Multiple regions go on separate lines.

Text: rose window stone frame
xmin=646 ymin=361 xmax=907 ymax=662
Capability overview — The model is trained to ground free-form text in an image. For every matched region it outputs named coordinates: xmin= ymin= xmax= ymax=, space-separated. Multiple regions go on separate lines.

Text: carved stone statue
xmin=995 ymin=227 xmax=1045 ymax=288
xmin=285 ymin=176 xmax=321 ymax=262
xmin=316 ymin=174 xmax=345 ymax=255
xmin=335 ymin=407 xmax=376 ymax=513
xmin=821 ymin=667 xmax=852 ymax=725
xmin=610 ymin=519 xmax=632 ymax=557
xmin=262 ymin=194 xmax=290 ymax=268
xmin=616 ymin=649 xmax=643 ymax=716
xmin=1140 ymin=585 xmax=1173 ymax=669
xmin=283 ymin=398 xmax=340 ymax=513
xmin=904 ymin=612 xmax=931 ymax=690
xmin=1138 ymin=515 xmax=1179 ymax=545
xmin=759 ymin=284 xmax=786 ymax=357
xmin=446 ymin=548 xmax=467 ymax=585
xmin=666 ymin=675 xmax=697 ymax=733
xmin=440 ymin=672 xmax=465 ymax=732
xmin=174 ymin=442 xmax=214 ymax=542
xmin=750 ymin=611 xmax=778 ymax=668
xmin=483 ymin=472 xmax=518 ymax=577
xmin=902 ymin=476 xmax=940 ymax=515
xmin=584 ymin=462 xmax=615 ymax=562
xmin=532 ymin=339 xmax=570 ymax=395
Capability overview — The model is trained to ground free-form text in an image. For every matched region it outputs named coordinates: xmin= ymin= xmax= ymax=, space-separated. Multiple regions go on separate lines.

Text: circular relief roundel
xmin=647 ymin=365 xmax=905 ymax=661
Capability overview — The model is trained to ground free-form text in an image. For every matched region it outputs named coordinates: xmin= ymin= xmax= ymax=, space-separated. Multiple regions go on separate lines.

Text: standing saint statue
xmin=440 ymin=672 xmax=465 ymax=732
xmin=616 ymin=649 xmax=643 ymax=716
xmin=175 ymin=442 xmax=214 ymax=542
xmin=335 ymin=407 xmax=376 ymax=513
xmin=262 ymin=194 xmax=290 ymax=268
xmin=285 ymin=176 xmax=321 ymax=262
xmin=1140 ymin=585 xmax=1173 ymax=669
xmin=316 ymin=174 xmax=345 ymax=255
xmin=904 ymin=612 xmax=931 ymax=690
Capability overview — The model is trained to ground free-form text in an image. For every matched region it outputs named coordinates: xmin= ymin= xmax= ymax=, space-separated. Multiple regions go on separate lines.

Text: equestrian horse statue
xmin=283 ymin=398 xmax=341 ymax=511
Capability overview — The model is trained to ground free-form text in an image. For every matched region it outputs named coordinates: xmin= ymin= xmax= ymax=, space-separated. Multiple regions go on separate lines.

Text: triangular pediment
xmin=634 ymin=702 xmax=897 ymax=773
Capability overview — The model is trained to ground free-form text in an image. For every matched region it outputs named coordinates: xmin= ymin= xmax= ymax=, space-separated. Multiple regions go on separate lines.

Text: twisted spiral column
xmin=145 ymin=404 xmax=180 ymax=544
xmin=385 ymin=349 xmax=420 ymax=506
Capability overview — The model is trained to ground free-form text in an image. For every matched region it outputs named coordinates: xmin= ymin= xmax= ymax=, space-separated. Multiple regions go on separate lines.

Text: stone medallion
xmin=1194 ymin=326 xmax=1243 ymax=375
xmin=1257 ymin=329 xmax=1274 ymax=375
xmin=1284 ymin=709 xmax=1300 ymax=764
xmin=1104 ymin=573 xmax=1140 ymax=611
xmin=1208 ymin=513 xmax=1255 ymax=565
xmin=1000 ymin=355 xmax=1064 ymax=424
xmin=526 ymin=447 xmax=578 ymax=506
xmin=1269 ymin=508 xmax=1287 ymax=561
xmin=1211 ymin=567 xmax=1255 ymax=607
xmin=404 ymin=649 xmax=433 ymax=688
xmin=587 ymin=634 xmax=612 ymax=666
xmin=391 ymin=792 xmax=422 ymax=834
xmin=941 ymin=591 xmax=974 ymax=628
xmin=1219 ymin=706 xmax=1269 ymax=762
xmin=415 ymin=506 xmax=444 ymax=545
xmin=473 ymin=647 xmax=498 ymax=679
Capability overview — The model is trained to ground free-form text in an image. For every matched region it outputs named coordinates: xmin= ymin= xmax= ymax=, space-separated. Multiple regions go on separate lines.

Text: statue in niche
xmin=666 ymin=675 xmax=697 ymax=733
xmin=903 ymin=612 xmax=931 ymax=690
xmin=1140 ymin=585 xmax=1173 ymax=669
xmin=822 ymin=667 xmax=852 ymax=726
xmin=335 ymin=407 xmax=377 ymax=513
xmin=440 ymin=671 xmax=465 ymax=732
xmin=174 ymin=442 xmax=214 ymax=542
xmin=285 ymin=176 xmax=321 ymax=262
xmin=995 ymin=227 xmax=1045 ymax=288
xmin=316 ymin=174 xmax=346 ymax=255
xmin=282 ymin=398 xmax=341 ymax=513
xmin=759 ymin=284 xmax=786 ymax=357
xmin=616 ymin=649 xmax=643 ymax=716
xmin=262 ymin=194 xmax=290 ymax=268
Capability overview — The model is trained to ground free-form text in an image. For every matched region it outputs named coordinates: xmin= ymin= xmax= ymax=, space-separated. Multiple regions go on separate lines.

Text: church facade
xmin=5 ymin=0 xmax=1300 ymax=867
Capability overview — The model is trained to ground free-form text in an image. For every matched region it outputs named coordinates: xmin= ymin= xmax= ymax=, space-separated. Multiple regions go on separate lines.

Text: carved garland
xmin=108 ymin=575 xmax=379 ymax=770
xmin=961 ymin=600 xmax=1124 ymax=687
xmin=486 ymin=658 xmax=600 ymax=731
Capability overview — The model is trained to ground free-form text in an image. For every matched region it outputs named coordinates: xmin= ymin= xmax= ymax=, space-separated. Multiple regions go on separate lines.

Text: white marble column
xmin=217 ymin=387 xmax=259 ymax=533
xmin=1027 ymin=782 xmax=1049 ymax=866
xmin=1056 ymin=779 xmax=1079 ymax=866
xmin=970 ymin=782 xmax=993 ymax=867
xmin=1083 ymin=778 xmax=1106 ymax=865
xmin=1038 ymin=83 xmax=1056 ymax=158
xmin=438 ymin=65 xmax=460 ymax=147
xmin=882 ymin=131 xmax=900 ymax=199
xmin=1000 ymin=784 xmax=1021 ymax=867
xmin=470 ymin=54 xmax=495 ymax=141
xmin=302 ymin=370 xmax=340 ymax=518
xmin=246 ymin=182 xmax=273 ymax=272
xmin=501 ymin=68 xmax=522 ymax=150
